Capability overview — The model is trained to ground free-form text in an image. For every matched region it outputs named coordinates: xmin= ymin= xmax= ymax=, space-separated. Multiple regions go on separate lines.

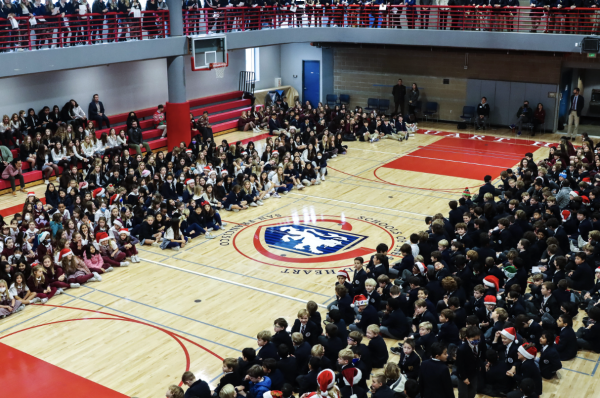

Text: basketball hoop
xmin=210 ymin=62 xmax=227 ymax=78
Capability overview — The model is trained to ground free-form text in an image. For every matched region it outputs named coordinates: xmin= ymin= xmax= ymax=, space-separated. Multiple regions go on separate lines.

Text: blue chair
xmin=365 ymin=98 xmax=379 ymax=112
xmin=326 ymin=94 xmax=338 ymax=106
xmin=460 ymin=106 xmax=476 ymax=124
xmin=379 ymin=99 xmax=390 ymax=114
xmin=423 ymin=102 xmax=439 ymax=122
xmin=339 ymin=94 xmax=350 ymax=105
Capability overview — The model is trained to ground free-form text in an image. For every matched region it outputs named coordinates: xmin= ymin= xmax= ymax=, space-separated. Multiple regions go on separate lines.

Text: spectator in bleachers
xmin=127 ymin=120 xmax=151 ymax=155
xmin=88 ymin=94 xmax=110 ymax=129
xmin=1 ymin=158 xmax=26 ymax=196
xmin=153 ymin=104 xmax=167 ymax=138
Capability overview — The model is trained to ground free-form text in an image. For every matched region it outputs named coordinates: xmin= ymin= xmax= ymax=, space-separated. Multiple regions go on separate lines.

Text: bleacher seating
xmin=0 ymin=91 xmax=260 ymax=194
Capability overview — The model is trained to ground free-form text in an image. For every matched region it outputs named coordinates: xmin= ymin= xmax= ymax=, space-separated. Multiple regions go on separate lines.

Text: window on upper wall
xmin=245 ymin=48 xmax=260 ymax=82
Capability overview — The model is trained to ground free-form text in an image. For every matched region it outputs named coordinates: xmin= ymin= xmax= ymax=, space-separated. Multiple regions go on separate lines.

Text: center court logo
xmin=264 ymin=225 xmax=367 ymax=255
xmin=224 ymin=215 xmax=402 ymax=272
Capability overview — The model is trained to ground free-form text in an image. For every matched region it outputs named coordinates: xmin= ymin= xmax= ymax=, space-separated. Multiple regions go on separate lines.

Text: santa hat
xmin=483 ymin=275 xmax=499 ymax=292
xmin=113 ymin=219 xmax=123 ymax=228
xmin=80 ymin=182 xmax=88 ymax=190
xmin=582 ymin=196 xmax=591 ymax=204
xmin=500 ymin=327 xmax=517 ymax=342
xmin=30 ymin=261 xmax=39 ymax=268
xmin=561 ymin=210 xmax=571 ymax=222
xmin=596 ymin=267 xmax=600 ymax=274
xmin=337 ymin=270 xmax=350 ymax=280
xmin=484 ymin=295 xmax=497 ymax=306
xmin=316 ymin=369 xmax=336 ymax=397
xmin=186 ymin=179 xmax=194 ymax=186
xmin=96 ymin=232 xmax=110 ymax=243
xmin=203 ymin=166 xmax=211 ymax=172
xmin=415 ymin=262 xmax=426 ymax=275
xmin=27 ymin=192 xmax=35 ymax=197
xmin=462 ymin=187 xmax=471 ymax=199
xmin=221 ymin=170 xmax=229 ymax=176
xmin=38 ymin=231 xmax=50 ymax=243
xmin=569 ymin=191 xmax=579 ymax=197
xmin=58 ymin=248 xmax=73 ymax=262
xmin=200 ymin=201 xmax=210 ymax=207
xmin=119 ymin=228 xmax=130 ymax=236
xmin=92 ymin=187 xmax=105 ymax=199
xmin=518 ymin=344 xmax=537 ymax=360
xmin=141 ymin=170 xmax=151 ymax=178
xmin=186 ymin=149 xmax=193 ymax=154
xmin=350 ymin=295 xmax=369 ymax=308
xmin=272 ymin=150 xmax=279 ymax=156
xmin=503 ymin=265 xmax=517 ymax=279
xmin=341 ymin=367 xmax=362 ymax=398
xmin=110 ymin=194 xmax=120 ymax=206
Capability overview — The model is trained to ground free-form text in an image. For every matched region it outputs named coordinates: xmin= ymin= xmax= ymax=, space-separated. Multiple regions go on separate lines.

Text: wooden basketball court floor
xmin=0 ymin=123 xmax=599 ymax=398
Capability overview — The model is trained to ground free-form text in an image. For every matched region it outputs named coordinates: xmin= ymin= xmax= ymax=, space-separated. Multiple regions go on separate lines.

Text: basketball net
xmin=211 ymin=62 xmax=226 ymax=79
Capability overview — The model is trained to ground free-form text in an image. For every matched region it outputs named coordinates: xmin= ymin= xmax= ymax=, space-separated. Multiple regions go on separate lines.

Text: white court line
xmin=140 ymin=258 xmax=326 ymax=308
xmin=288 ymin=192 xmax=431 ymax=217
xmin=350 ymin=147 xmax=420 ymax=155
xmin=403 ymin=154 xmax=509 ymax=168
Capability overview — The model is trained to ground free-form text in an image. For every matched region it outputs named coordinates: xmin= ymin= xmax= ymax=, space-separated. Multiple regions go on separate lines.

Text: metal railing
xmin=0 ymin=10 xmax=169 ymax=52
xmin=2 ymin=6 xmax=599 ymax=52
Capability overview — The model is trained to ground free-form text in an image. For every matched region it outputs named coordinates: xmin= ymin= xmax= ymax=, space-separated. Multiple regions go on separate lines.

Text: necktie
xmin=301 ymin=325 xmax=305 ymax=334
xmin=573 ymin=96 xmax=577 ymax=110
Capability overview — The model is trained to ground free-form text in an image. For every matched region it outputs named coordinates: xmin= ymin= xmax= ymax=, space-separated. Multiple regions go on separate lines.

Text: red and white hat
xmin=27 ymin=192 xmax=35 ymax=197
xmin=351 ymin=294 xmax=369 ymax=308
xmin=561 ymin=210 xmax=571 ymax=222
xmin=186 ymin=179 xmax=194 ymax=186
xmin=484 ymin=295 xmax=497 ymax=306
xmin=316 ymin=369 xmax=336 ymax=397
xmin=92 ymin=187 xmax=105 ymax=199
xmin=518 ymin=343 xmax=537 ymax=360
xmin=596 ymin=267 xmax=600 ymax=274
xmin=96 ymin=232 xmax=110 ymax=243
xmin=80 ymin=182 xmax=89 ymax=190
xmin=110 ymin=194 xmax=120 ymax=206
xmin=500 ymin=327 xmax=517 ymax=342
xmin=141 ymin=170 xmax=151 ymax=178
xmin=221 ymin=170 xmax=229 ymax=176
xmin=186 ymin=149 xmax=193 ymax=154
xmin=272 ymin=150 xmax=279 ymax=155
xmin=119 ymin=228 xmax=130 ymax=236
xmin=203 ymin=166 xmax=211 ymax=172
xmin=58 ymin=248 xmax=73 ymax=261
xmin=337 ymin=270 xmax=350 ymax=280
xmin=483 ymin=275 xmax=499 ymax=292
xmin=415 ymin=262 xmax=426 ymax=275
xmin=341 ymin=367 xmax=361 ymax=398
xmin=113 ymin=219 xmax=123 ymax=228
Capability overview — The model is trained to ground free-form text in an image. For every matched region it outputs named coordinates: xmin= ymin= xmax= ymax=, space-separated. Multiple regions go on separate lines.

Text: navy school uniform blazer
xmin=368 ymin=335 xmax=389 ymax=369
xmin=539 ymin=345 xmax=562 ymax=379
xmin=556 ymin=326 xmax=578 ymax=361
xmin=399 ymin=350 xmax=421 ymax=380
xmin=291 ymin=319 xmax=319 ymax=346
xmin=419 ymin=359 xmax=455 ymax=398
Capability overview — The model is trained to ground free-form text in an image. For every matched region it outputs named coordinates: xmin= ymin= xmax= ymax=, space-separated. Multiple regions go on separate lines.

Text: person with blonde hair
xmin=165 ymin=385 xmax=184 ymax=398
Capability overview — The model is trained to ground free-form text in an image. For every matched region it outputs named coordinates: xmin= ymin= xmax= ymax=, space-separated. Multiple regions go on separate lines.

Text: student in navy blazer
xmin=508 ymin=343 xmax=543 ymax=397
xmin=538 ymin=330 xmax=562 ymax=379
xmin=291 ymin=309 xmax=319 ymax=347
xmin=366 ymin=325 xmax=389 ymax=369
xmin=256 ymin=331 xmax=280 ymax=362
xmin=555 ymin=314 xmax=578 ymax=361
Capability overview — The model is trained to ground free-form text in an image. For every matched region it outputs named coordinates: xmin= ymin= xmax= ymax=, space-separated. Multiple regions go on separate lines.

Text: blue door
xmin=303 ymin=60 xmax=320 ymax=107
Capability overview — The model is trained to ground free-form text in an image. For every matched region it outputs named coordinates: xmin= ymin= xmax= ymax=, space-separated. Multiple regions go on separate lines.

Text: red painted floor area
xmin=0 ymin=342 xmax=127 ymax=398
xmin=383 ymin=137 xmax=538 ymax=180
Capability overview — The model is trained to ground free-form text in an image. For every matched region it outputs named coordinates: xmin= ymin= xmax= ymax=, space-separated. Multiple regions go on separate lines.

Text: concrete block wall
xmin=333 ymin=46 xmax=563 ymax=121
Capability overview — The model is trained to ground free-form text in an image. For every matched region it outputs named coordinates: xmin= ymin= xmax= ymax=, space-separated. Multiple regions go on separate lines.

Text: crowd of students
xmin=1 ymin=0 xmax=597 ymax=53
xmin=166 ymin=138 xmax=600 ymax=398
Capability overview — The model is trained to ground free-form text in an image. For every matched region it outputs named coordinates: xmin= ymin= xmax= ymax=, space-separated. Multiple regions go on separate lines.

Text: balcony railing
xmin=1 ymin=6 xmax=597 ymax=52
